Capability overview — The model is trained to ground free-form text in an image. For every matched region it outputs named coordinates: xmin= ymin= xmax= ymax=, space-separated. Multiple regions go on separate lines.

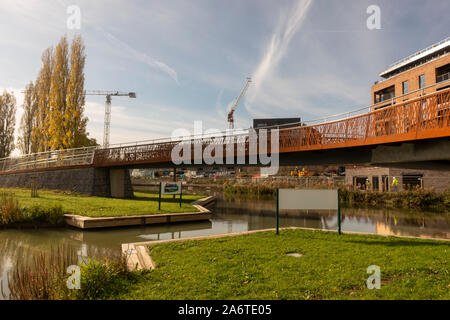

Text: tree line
xmin=0 ymin=35 xmax=97 ymax=159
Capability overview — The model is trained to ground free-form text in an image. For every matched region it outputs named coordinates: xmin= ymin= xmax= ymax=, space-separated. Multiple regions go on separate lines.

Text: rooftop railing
xmin=388 ymin=37 xmax=450 ymax=68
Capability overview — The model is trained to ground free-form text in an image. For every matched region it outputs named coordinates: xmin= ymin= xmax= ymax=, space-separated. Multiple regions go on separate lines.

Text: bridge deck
xmin=1 ymin=87 xmax=449 ymax=174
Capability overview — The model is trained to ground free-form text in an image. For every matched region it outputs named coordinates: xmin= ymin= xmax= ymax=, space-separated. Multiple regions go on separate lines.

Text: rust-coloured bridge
xmin=1 ymin=87 xmax=450 ymax=175
xmin=1 ymin=87 xmax=449 ymax=197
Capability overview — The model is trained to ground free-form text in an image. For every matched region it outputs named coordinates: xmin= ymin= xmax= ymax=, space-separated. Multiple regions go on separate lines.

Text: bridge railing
xmin=278 ymin=87 xmax=450 ymax=150
xmin=93 ymin=87 xmax=450 ymax=166
xmin=0 ymin=146 xmax=97 ymax=173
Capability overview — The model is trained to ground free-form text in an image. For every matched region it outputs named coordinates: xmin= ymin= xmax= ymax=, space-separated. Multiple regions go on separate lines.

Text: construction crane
xmin=84 ymin=91 xmax=136 ymax=148
xmin=227 ymin=77 xmax=252 ymax=130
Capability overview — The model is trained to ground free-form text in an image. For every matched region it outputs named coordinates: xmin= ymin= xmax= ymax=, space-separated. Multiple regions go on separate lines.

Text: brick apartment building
xmin=372 ymin=37 xmax=450 ymax=110
xmin=347 ymin=37 xmax=450 ymax=192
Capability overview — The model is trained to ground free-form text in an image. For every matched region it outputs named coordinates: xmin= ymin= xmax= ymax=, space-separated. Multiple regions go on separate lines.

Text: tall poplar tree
xmin=27 ymin=34 xmax=94 ymax=154
xmin=48 ymin=35 xmax=70 ymax=150
xmin=65 ymin=35 xmax=88 ymax=148
xmin=0 ymin=91 xmax=17 ymax=158
xmin=18 ymin=81 xmax=38 ymax=154
xmin=33 ymin=47 xmax=54 ymax=152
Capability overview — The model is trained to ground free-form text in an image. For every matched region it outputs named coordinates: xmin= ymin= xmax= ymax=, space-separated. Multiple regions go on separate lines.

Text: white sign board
xmin=161 ymin=182 xmax=182 ymax=195
xmin=279 ymin=189 xmax=338 ymax=210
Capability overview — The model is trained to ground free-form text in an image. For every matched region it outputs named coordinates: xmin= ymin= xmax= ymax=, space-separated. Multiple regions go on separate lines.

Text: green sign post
xmin=159 ymin=182 xmax=183 ymax=210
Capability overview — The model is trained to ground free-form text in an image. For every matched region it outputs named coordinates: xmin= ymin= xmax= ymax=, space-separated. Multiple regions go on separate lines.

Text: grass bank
xmin=224 ymin=183 xmax=450 ymax=212
xmin=115 ymin=229 xmax=449 ymax=300
xmin=0 ymin=191 xmax=65 ymax=228
xmin=0 ymin=188 xmax=206 ymax=223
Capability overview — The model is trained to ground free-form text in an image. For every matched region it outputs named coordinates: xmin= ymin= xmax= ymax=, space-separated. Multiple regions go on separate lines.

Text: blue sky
xmin=0 ymin=0 xmax=449 ymax=149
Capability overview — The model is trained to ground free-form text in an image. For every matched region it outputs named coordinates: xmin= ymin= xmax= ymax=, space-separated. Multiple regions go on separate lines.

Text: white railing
xmin=388 ymin=37 xmax=450 ymax=68
xmin=0 ymin=146 xmax=97 ymax=173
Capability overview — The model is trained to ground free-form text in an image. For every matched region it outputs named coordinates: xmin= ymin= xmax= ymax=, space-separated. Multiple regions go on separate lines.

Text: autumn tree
xmin=33 ymin=47 xmax=54 ymax=152
xmin=48 ymin=35 xmax=70 ymax=150
xmin=65 ymin=35 xmax=88 ymax=148
xmin=27 ymin=34 xmax=92 ymax=154
xmin=18 ymin=81 xmax=38 ymax=154
xmin=0 ymin=91 xmax=17 ymax=158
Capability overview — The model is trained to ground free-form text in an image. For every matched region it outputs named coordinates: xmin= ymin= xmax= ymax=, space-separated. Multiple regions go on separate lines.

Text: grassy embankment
xmin=224 ymin=182 xmax=450 ymax=212
xmin=114 ymin=229 xmax=449 ymax=300
xmin=0 ymin=188 xmax=206 ymax=227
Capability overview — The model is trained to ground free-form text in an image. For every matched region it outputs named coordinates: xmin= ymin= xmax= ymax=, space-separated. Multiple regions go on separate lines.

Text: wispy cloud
xmin=101 ymin=31 xmax=179 ymax=85
xmin=245 ymin=0 xmax=312 ymax=116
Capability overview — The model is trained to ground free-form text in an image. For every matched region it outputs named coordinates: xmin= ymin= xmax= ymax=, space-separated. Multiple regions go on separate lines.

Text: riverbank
xmin=116 ymin=228 xmax=449 ymax=300
xmin=223 ymin=183 xmax=450 ymax=212
xmin=0 ymin=188 xmax=207 ymax=228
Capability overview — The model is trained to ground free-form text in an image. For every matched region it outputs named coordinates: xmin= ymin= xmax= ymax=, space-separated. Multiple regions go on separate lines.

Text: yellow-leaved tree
xmin=48 ymin=35 xmax=70 ymax=150
xmin=27 ymin=35 xmax=96 ymax=154
xmin=33 ymin=47 xmax=55 ymax=152
xmin=65 ymin=35 xmax=88 ymax=148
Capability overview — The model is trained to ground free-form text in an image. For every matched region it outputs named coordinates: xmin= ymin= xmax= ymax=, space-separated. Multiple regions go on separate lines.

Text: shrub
xmin=71 ymin=257 xmax=128 ymax=300
xmin=26 ymin=204 xmax=65 ymax=226
xmin=0 ymin=192 xmax=22 ymax=225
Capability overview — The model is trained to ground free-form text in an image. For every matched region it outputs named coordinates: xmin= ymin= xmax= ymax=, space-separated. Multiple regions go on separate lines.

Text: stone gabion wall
xmin=0 ymin=167 xmax=112 ymax=197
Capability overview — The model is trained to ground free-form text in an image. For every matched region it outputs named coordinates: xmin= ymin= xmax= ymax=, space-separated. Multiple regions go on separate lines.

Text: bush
xmin=71 ymin=257 xmax=128 ymax=300
xmin=26 ymin=204 xmax=65 ymax=226
xmin=0 ymin=192 xmax=22 ymax=225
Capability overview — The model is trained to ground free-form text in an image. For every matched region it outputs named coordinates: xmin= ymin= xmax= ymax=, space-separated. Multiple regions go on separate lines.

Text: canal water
xmin=1 ymin=190 xmax=449 ymax=299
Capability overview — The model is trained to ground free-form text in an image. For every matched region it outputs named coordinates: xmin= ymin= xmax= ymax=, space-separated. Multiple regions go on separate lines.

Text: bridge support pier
xmin=109 ymin=168 xmax=134 ymax=198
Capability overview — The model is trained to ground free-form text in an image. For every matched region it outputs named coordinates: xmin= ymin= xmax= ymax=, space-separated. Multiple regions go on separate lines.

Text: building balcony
xmin=374 ymin=91 xmax=395 ymax=104
xmin=436 ymin=72 xmax=450 ymax=83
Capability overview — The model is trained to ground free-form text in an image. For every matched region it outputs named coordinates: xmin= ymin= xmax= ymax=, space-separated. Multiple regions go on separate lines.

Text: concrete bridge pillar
xmin=109 ymin=168 xmax=134 ymax=198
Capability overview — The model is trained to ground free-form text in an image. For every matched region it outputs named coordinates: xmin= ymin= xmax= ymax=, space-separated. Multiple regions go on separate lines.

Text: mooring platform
xmin=64 ymin=196 xmax=215 ymax=229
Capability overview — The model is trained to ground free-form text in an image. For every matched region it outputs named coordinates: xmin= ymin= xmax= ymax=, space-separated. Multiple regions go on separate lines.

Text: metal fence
xmin=0 ymin=146 xmax=97 ymax=173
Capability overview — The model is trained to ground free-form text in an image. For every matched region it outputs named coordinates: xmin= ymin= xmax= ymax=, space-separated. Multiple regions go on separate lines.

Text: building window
xmin=402 ymin=81 xmax=408 ymax=94
xmin=402 ymin=174 xmax=423 ymax=190
xmin=419 ymin=74 xmax=426 ymax=89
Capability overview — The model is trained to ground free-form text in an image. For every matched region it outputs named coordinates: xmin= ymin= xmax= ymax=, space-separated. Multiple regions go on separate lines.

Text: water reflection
xmin=216 ymin=195 xmax=450 ymax=239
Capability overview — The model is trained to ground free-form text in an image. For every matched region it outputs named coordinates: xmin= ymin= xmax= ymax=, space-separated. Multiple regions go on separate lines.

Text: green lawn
xmin=0 ymin=188 xmax=205 ymax=217
xmin=115 ymin=229 xmax=449 ymax=300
